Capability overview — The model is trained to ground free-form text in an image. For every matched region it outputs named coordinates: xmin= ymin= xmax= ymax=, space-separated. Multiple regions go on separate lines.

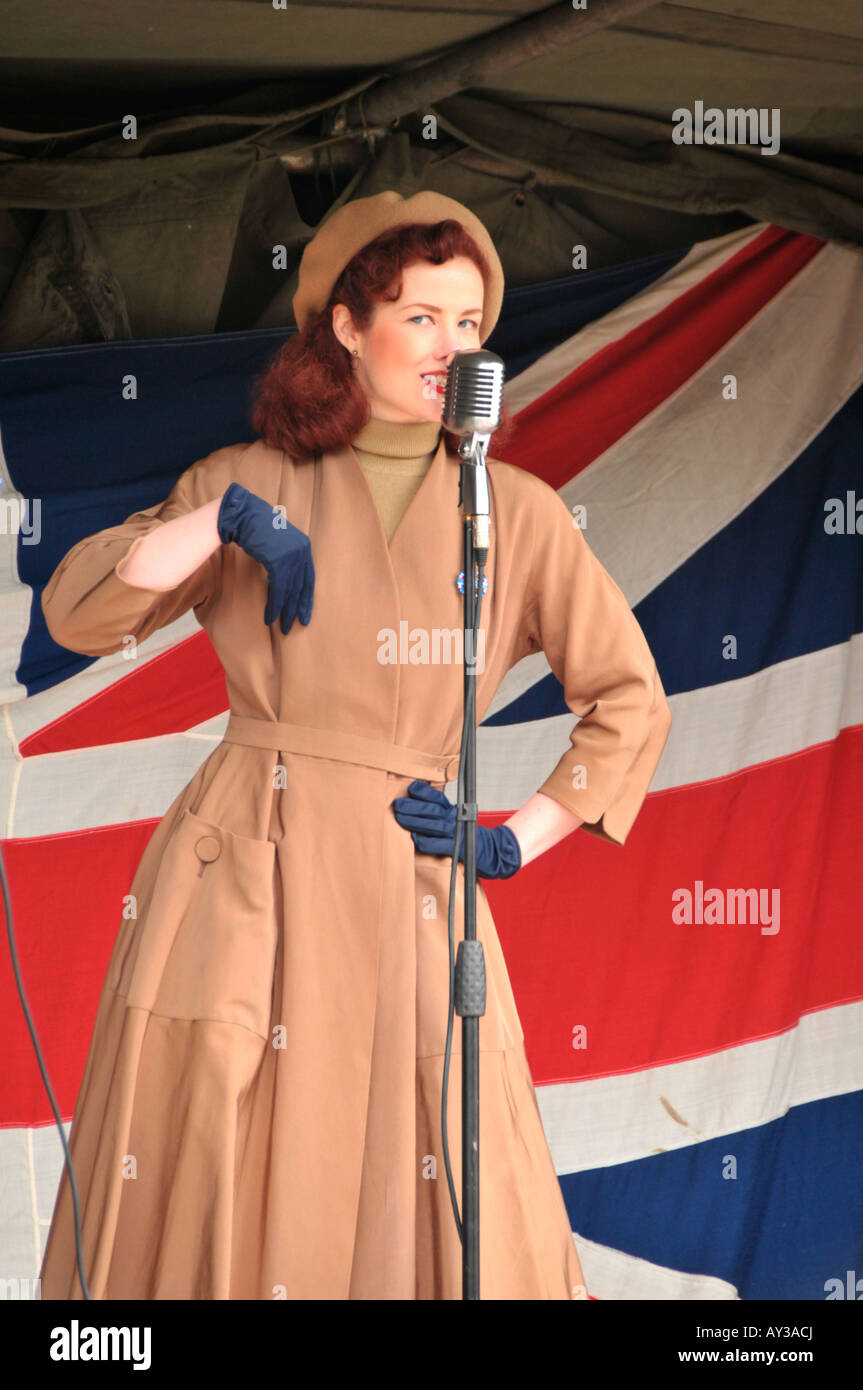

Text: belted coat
xmin=38 ymin=430 xmax=672 ymax=1300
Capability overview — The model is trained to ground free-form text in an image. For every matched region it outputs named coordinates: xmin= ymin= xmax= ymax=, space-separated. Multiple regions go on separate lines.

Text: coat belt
xmin=222 ymin=714 xmax=461 ymax=783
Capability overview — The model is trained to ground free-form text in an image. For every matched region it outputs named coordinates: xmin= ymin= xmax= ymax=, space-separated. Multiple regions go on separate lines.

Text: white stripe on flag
xmin=574 ymin=1231 xmax=741 ymax=1301
xmin=558 ymin=239 xmax=863 ymax=606
xmin=480 ymin=633 xmax=863 ymax=810
xmin=537 ymin=999 xmax=863 ymax=1173
xmin=503 ymin=222 xmax=770 ymax=417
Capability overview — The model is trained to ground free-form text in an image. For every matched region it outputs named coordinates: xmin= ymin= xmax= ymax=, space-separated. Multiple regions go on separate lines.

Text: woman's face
xmin=332 ymin=256 xmax=485 ymax=424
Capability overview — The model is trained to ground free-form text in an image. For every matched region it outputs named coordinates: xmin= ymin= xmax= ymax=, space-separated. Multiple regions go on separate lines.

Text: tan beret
xmin=292 ymin=189 xmax=504 ymax=344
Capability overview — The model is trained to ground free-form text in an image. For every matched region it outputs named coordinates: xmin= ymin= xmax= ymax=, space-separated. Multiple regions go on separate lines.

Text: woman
xmin=39 ymin=190 xmax=671 ymax=1300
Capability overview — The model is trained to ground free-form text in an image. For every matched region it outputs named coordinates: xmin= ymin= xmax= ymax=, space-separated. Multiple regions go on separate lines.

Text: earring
xmin=351 ymin=348 xmax=360 ymax=370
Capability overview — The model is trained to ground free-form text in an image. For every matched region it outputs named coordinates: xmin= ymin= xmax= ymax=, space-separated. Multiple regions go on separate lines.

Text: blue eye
xmin=408 ymin=315 xmax=479 ymax=329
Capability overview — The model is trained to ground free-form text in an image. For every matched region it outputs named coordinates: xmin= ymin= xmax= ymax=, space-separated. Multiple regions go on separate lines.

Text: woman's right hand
xmin=217 ymin=483 xmax=315 ymax=633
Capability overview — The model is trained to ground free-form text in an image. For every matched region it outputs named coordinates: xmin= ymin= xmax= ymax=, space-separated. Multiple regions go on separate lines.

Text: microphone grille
xmin=443 ymin=350 xmax=505 ymax=434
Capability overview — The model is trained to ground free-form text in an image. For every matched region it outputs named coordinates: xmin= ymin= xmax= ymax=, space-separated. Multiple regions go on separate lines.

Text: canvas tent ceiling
xmin=0 ymin=0 xmax=861 ymax=349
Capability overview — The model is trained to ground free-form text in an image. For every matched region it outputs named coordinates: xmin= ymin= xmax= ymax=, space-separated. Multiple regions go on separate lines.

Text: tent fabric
xmin=0 ymin=127 xmax=751 ymax=350
xmin=1 ymin=219 xmax=861 ymax=1298
xmin=1 ymin=0 xmax=862 ymax=349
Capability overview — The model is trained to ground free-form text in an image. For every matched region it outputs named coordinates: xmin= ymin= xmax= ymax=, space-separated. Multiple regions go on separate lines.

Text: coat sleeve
xmin=41 ymin=448 xmax=232 ymax=658
xmin=514 ymin=481 xmax=672 ymax=847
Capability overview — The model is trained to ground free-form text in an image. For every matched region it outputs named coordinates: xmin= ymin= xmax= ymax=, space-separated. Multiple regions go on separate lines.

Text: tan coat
xmin=38 ymin=431 xmax=671 ymax=1300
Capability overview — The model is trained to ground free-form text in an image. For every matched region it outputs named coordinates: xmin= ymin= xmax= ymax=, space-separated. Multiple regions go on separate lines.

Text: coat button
xmin=195 ymin=835 xmax=221 ymax=864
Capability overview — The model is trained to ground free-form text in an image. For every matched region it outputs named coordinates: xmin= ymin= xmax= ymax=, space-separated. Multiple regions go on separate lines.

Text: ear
xmin=330 ymin=302 xmax=357 ymax=355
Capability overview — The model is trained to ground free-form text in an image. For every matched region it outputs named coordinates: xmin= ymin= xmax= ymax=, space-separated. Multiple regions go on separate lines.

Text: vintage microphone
xmin=439 ymin=348 xmax=505 ymax=1299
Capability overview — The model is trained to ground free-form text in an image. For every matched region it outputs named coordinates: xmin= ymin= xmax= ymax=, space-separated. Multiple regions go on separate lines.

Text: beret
xmin=292 ymin=189 xmax=504 ymax=344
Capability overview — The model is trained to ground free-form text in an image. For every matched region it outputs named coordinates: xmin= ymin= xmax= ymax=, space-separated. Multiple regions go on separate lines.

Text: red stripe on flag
xmin=501 ymin=225 xmax=825 ymax=490
xmin=5 ymin=725 xmax=861 ymax=1126
xmin=0 ymin=820 xmax=158 ymax=1126
xmin=487 ymin=721 xmax=863 ymax=1085
xmin=21 ymin=631 xmax=228 ymax=756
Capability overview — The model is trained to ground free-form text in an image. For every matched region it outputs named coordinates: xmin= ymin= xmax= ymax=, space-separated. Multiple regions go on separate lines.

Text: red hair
xmin=249 ymin=219 xmax=515 ymax=462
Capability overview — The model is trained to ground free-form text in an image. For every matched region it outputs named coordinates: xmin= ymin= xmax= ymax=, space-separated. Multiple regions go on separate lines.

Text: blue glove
xmin=218 ymin=482 xmax=314 ymax=633
xmin=391 ymin=779 xmax=522 ymax=880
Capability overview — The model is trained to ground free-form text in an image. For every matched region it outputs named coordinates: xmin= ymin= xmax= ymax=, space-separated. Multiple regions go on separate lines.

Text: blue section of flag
xmin=559 ymin=1089 xmax=863 ymax=1300
xmin=1 ymin=329 xmax=293 ymax=694
xmin=637 ymin=386 xmax=863 ymax=698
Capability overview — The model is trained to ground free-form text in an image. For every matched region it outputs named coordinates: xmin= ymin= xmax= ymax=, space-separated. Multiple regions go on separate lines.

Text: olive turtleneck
xmin=350 ymin=415 xmax=443 ymax=544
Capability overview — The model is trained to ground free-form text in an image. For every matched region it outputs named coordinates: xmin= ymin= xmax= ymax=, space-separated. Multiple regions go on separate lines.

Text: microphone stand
xmin=455 ymin=430 xmax=490 ymax=1301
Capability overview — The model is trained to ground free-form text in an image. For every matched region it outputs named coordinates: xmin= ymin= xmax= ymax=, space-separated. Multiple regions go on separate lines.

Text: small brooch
xmin=456 ymin=569 xmax=489 ymax=597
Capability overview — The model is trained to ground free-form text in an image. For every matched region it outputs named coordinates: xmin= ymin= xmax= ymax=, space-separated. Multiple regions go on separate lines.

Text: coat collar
xmin=309 ymin=429 xmax=491 ymax=631
xmin=323 ymin=429 xmax=457 ymax=561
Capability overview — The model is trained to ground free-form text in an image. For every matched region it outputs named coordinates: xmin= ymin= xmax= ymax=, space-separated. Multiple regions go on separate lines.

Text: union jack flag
xmin=1 ymin=220 xmax=861 ymax=1299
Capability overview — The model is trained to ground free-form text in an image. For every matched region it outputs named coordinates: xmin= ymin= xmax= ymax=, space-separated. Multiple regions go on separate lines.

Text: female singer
xmin=40 ymin=189 xmax=671 ymax=1299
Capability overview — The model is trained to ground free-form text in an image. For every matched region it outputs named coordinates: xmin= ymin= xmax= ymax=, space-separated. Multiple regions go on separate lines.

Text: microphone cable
xmin=0 ymin=841 xmax=92 ymax=1299
xmin=441 ymin=556 xmax=486 ymax=1244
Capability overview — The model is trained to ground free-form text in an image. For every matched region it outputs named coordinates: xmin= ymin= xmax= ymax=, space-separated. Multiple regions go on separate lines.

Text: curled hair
xmin=249 ymin=219 xmax=515 ymax=461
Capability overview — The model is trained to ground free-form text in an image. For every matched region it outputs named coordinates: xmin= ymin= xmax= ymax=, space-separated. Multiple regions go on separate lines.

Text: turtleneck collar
xmin=351 ymin=415 xmax=443 ymax=458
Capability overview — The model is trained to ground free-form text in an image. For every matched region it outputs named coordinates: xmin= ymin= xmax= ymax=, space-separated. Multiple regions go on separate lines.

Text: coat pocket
xmin=112 ymin=807 xmax=278 ymax=1041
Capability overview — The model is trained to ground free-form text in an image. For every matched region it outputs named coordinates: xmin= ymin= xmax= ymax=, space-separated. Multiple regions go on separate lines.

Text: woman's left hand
xmin=391 ymin=780 xmax=522 ymax=880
